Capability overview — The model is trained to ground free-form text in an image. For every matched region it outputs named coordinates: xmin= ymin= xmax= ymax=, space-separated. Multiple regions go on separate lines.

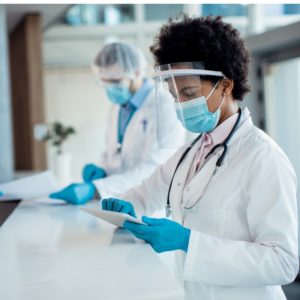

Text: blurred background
xmin=0 ymin=3 xmax=300 ymax=297
xmin=1 ymin=3 xmax=300 ymax=182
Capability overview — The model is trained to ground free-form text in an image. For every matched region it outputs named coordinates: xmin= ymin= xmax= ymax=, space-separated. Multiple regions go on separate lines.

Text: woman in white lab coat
xmin=50 ymin=42 xmax=185 ymax=203
xmin=102 ymin=16 xmax=299 ymax=300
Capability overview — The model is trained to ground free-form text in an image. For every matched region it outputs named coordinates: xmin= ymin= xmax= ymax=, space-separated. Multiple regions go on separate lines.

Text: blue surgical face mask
xmin=174 ymin=81 xmax=224 ymax=133
xmin=105 ymin=83 xmax=132 ymax=105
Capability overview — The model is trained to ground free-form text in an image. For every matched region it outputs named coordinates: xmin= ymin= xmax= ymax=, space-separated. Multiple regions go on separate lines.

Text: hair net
xmin=92 ymin=42 xmax=147 ymax=80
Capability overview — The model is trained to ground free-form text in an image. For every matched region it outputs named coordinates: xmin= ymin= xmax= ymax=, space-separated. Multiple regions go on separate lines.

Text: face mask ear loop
xmin=205 ymin=79 xmax=221 ymax=101
xmin=218 ymin=92 xmax=226 ymax=111
xmin=205 ymin=79 xmax=226 ymax=113
xmin=129 ymin=78 xmax=134 ymax=94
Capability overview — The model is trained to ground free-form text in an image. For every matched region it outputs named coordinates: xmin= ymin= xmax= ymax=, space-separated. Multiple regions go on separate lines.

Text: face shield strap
xmin=170 ymin=74 xmax=180 ymax=102
xmin=128 ymin=78 xmax=134 ymax=93
xmin=152 ymin=69 xmax=226 ymax=79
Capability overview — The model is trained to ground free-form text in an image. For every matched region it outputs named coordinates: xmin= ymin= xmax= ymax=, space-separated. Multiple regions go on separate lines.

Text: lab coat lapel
xmin=112 ymin=105 xmax=120 ymax=148
xmin=169 ymin=143 xmax=200 ymax=222
xmin=182 ymin=150 xmax=228 ymax=208
xmin=108 ymin=105 xmax=122 ymax=170
xmin=121 ymin=92 xmax=151 ymax=154
xmin=182 ymin=110 xmax=254 ymax=210
xmin=122 ymin=109 xmax=140 ymax=149
xmin=170 ymin=108 xmax=253 ymax=221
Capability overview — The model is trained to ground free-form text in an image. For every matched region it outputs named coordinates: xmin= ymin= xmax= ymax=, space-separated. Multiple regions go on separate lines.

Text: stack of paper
xmin=0 ymin=171 xmax=59 ymax=202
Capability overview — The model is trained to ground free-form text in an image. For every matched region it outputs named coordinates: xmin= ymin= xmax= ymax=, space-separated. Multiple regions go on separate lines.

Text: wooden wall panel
xmin=9 ymin=14 xmax=46 ymax=170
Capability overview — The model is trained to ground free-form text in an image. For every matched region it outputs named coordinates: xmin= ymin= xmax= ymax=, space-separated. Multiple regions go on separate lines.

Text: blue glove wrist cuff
xmin=182 ymin=228 xmax=191 ymax=252
xmin=87 ymin=182 xmax=96 ymax=199
xmin=101 ymin=168 xmax=107 ymax=178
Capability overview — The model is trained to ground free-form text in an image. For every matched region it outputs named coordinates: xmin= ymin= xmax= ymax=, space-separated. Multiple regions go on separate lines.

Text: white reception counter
xmin=0 ymin=199 xmax=184 ymax=300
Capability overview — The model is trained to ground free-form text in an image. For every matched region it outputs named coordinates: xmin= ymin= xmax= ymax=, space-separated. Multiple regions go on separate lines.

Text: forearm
xmin=184 ymin=230 xmax=299 ymax=286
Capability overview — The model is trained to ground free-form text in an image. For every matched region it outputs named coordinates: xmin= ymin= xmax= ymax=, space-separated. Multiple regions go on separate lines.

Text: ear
xmin=222 ymin=79 xmax=234 ymax=95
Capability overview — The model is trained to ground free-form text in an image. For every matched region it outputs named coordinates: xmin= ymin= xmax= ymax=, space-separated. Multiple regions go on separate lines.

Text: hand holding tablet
xmin=81 ymin=207 xmax=146 ymax=228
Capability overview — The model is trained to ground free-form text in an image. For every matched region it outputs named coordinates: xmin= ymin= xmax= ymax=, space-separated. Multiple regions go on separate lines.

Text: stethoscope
xmin=165 ymin=107 xmax=242 ymax=218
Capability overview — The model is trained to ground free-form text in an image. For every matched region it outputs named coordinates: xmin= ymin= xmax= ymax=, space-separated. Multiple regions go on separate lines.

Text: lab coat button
xmin=177 ymin=182 xmax=181 ymax=186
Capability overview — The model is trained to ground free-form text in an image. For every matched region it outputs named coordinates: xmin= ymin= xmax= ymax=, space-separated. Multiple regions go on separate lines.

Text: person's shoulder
xmin=247 ymin=126 xmax=282 ymax=151
xmin=141 ymin=88 xmax=156 ymax=107
xmin=140 ymin=87 xmax=173 ymax=108
xmin=243 ymin=125 xmax=294 ymax=170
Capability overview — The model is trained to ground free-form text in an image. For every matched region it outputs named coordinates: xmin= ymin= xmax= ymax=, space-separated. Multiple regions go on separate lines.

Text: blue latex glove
xmin=102 ymin=198 xmax=136 ymax=218
xmin=124 ymin=216 xmax=191 ymax=253
xmin=82 ymin=164 xmax=106 ymax=182
xmin=49 ymin=183 xmax=95 ymax=205
xmin=0 ymin=191 xmax=3 ymax=196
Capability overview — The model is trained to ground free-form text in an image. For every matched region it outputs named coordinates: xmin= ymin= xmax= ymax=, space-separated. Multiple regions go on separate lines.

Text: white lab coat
xmin=120 ymin=107 xmax=299 ymax=300
xmin=93 ymin=88 xmax=186 ymax=198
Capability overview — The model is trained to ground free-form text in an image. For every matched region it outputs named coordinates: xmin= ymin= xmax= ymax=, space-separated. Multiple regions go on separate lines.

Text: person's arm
xmin=183 ymin=145 xmax=299 ymax=286
xmin=94 ymin=147 xmax=179 ymax=199
xmin=94 ymin=102 xmax=186 ymax=198
xmin=105 ymin=148 xmax=184 ymax=217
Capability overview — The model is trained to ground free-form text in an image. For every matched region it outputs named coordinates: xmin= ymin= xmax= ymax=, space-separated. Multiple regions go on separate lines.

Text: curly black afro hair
xmin=150 ymin=15 xmax=251 ymax=100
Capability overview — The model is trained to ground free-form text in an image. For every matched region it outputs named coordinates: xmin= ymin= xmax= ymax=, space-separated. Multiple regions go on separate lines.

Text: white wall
xmin=44 ymin=67 xmax=110 ymax=181
xmin=264 ymin=57 xmax=300 ymax=254
xmin=0 ymin=5 xmax=14 ymax=183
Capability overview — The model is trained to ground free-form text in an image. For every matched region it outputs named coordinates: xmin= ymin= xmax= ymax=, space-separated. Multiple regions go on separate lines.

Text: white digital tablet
xmin=81 ymin=207 xmax=146 ymax=228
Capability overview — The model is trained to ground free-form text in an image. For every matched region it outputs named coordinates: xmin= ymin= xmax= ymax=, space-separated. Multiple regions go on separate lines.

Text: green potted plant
xmin=42 ymin=122 xmax=76 ymax=186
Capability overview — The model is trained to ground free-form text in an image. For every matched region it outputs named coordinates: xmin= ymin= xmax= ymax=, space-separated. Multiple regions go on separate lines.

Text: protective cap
xmin=92 ymin=42 xmax=147 ymax=80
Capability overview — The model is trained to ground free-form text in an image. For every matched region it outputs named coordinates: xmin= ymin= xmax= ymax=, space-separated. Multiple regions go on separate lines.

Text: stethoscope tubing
xmin=166 ymin=108 xmax=242 ymax=214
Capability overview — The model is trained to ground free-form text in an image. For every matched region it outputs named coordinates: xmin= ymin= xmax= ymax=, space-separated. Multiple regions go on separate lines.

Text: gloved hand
xmin=102 ymin=198 xmax=136 ymax=218
xmin=49 ymin=183 xmax=95 ymax=205
xmin=82 ymin=163 xmax=106 ymax=182
xmin=124 ymin=216 xmax=191 ymax=253
xmin=0 ymin=191 xmax=3 ymax=196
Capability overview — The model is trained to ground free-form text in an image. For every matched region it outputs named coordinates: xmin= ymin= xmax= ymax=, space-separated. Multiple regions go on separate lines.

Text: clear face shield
xmin=153 ymin=62 xmax=225 ymax=148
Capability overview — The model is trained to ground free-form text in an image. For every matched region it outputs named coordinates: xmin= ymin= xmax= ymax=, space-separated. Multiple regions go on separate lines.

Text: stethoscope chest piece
xmin=116 ymin=142 xmax=122 ymax=154
xmin=165 ymin=204 xmax=172 ymax=218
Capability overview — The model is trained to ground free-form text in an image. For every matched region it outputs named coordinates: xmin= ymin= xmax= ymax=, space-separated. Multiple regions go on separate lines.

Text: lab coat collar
xmin=209 ymin=111 xmax=240 ymax=146
xmin=224 ymin=107 xmax=252 ymax=161
xmin=170 ymin=107 xmax=253 ymax=218
xmin=129 ymin=79 xmax=153 ymax=109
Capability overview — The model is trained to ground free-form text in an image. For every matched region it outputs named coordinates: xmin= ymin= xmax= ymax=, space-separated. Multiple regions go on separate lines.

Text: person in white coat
xmin=50 ymin=42 xmax=185 ymax=204
xmin=101 ymin=16 xmax=299 ymax=300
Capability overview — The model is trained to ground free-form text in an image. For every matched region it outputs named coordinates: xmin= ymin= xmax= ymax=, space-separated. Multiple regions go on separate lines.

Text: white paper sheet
xmin=81 ymin=207 xmax=146 ymax=228
xmin=0 ymin=195 xmax=22 ymax=201
xmin=0 ymin=171 xmax=59 ymax=201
